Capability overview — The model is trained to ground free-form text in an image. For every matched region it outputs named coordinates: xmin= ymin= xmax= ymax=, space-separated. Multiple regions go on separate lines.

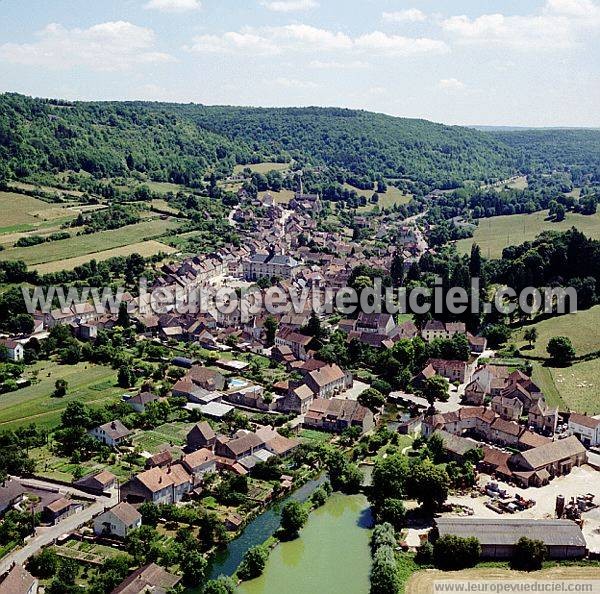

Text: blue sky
xmin=1 ymin=0 xmax=599 ymax=126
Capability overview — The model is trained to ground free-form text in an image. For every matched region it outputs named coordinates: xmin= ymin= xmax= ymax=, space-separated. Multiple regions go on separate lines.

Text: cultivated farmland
xmin=33 ymin=240 xmax=176 ymax=274
xmin=456 ymin=210 xmax=600 ymax=257
xmin=0 ymin=218 xmax=179 ymax=267
xmin=0 ymin=361 xmax=121 ymax=431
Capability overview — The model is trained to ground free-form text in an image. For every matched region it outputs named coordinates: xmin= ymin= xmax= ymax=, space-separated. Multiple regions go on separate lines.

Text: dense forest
xmin=1 ymin=93 xmax=599 ymax=195
xmin=491 ymin=129 xmax=600 ymax=184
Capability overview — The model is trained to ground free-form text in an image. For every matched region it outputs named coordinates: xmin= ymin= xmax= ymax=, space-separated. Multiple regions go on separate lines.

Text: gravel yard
xmin=444 ymin=466 xmax=600 ymax=552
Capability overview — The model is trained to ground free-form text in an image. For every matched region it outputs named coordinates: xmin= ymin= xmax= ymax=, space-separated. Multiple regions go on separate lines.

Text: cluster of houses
xmin=119 ymin=420 xmax=299 ymax=505
xmin=421 ymin=361 xmax=597 ymax=488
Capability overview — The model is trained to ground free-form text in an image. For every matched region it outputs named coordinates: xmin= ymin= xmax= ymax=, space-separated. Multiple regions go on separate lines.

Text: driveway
xmin=338 ymin=380 xmax=369 ymax=401
xmin=0 ymin=477 xmax=117 ymax=575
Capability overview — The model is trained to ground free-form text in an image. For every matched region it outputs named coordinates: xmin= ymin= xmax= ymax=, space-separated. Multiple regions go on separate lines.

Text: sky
xmin=0 ymin=0 xmax=599 ymax=127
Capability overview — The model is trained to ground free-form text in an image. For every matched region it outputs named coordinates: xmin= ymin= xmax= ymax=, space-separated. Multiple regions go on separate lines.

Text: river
xmin=237 ymin=493 xmax=373 ymax=594
xmin=207 ymin=475 xmax=329 ymax=580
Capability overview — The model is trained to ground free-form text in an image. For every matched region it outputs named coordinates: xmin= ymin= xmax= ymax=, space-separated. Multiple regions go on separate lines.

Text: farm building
xmin=434 ymin=518 xmax=587 ymax=559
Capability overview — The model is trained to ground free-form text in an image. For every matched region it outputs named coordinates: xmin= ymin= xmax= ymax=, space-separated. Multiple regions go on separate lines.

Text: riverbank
xmin=237 ymin=493 xmax=373 ymax=594
xmin=205 ymin=474 xmax=329 ymax=581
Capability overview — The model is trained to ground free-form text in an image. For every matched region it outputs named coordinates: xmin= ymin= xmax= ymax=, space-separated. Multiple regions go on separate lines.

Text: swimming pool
xmin=229 ymin=378 xmax=248 ymax=389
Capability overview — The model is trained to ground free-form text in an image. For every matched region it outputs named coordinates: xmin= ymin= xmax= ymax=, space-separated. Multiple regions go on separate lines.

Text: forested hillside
xmin=0 ymin=94 xmax=247 ymax=186
xmin=189 ymin=106 xmax=516 ymax=187
xmin=1 ymin=93 xmax=599 ymax=192
xmin=491 ymin=129 xmax=600 ymax=184
xmin=0 ymin=94 xmax=516 ymax=189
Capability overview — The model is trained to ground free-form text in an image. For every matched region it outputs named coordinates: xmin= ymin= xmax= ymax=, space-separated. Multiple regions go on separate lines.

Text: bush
xmin=433 ymin=535 xmax=480 ymax=570
xmin=378 ymin=498 xmax=406 ymax=530
xmin=511 ymin=537 xmax=547 ymax=571
xmin=280 ymin=501 xmax=308 ymax=538
xmin=237 ymin=545 xmax=269 ymax=581
xmin=415 ymin=541 xmax=433 ymax=565
xmin=370 ymin=544 xmax=400 ymax=594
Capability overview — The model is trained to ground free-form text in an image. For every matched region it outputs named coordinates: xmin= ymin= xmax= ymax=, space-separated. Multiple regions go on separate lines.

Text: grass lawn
xmin=0 ymin=218 xmax=179 ymax=266
xmin=31 ymin=444 xmax=145 ymax=482
xmin=530 ymin=362 xmax=565 ymax=410
xmin=341 ymin=184 xmax=412 ymax=212
xmin=549 ymin=359 xmax=600 ymax=414
xmin=299 ymin=429 xmax=333 ymax=444
xmin=0 ymin=360 xmax=122 ymax=431
xmin=131 ymin=421 xmax=195 ymax=453
xmin=456 ymin=210 xmax=600 ymax=258
xmin=144 ymin=181 xmax=186 ymax=195
xmin=33 ymin=240 xmax=176 ymax=274
xmin=234 ymin=162 xmax=290 ymax=174
xmin=150 ymin=199 xmax=181 ymax=214
xmin=505 ymin=175 xmax=528 ymax=190
xmin=512 ymin=306 xmax=600 ymax=359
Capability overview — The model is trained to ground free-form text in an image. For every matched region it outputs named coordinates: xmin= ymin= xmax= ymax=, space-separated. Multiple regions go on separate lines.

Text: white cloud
xmin=144 ymin=0 xmax=201 ymax=12
xmin=355 ymin=31 xmax=448 ymax=56
xmin=382 ymin=9 xmax=427 ymax=23
xmin=188 ymin=31 xmax=279 ymax=55
xmin=274 ymin=77 xmax=318 ymax=88
xmin=188 ymin=25 xmax=447 ymax=57
xmin=271 ymin=24 xmax=353 ymax=50
xmin=545 ymin=0 xmax=600 ymax=19
xmin=441 ymin=0 xmax=600 ymax=49
xmin=309 ymin=59 xmax=369 ymax=69
xmin=0 ymin=21 xmax=173 ymax=71
xmin=438 ymin=78 xmax=466 ymax=91
xmin=261 ymin=0 xmax=318 ymax=12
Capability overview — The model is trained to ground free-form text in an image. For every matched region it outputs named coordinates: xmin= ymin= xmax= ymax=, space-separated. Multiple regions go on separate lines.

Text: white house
xmin=0 ymin=338 xmax=24 ymax=362
xmin=94 ymin=502 xmax=142 ymax=539
xmin=89 ymin=420 xmax=132 ymax=448
xmin=568 ymin=413 xmax=600 ymax=448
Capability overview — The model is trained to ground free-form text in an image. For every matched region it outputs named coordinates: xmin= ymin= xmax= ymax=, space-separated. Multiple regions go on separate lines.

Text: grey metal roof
xmin=436 ymin=518 xmax=586 ymax=547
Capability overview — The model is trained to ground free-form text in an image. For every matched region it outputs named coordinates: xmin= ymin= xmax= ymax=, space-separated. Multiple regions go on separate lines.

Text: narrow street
xmin=0 ymin=477 xmax=117 ymax=575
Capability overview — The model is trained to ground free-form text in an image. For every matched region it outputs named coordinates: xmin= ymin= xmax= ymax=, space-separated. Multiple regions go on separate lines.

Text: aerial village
xmin=0 ymin=181 xmax=599 ymax=593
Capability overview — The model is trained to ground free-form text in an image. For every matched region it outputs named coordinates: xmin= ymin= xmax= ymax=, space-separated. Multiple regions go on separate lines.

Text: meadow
xmin=513 ymin=306 xmax=600 ymax=358
xmin=0 ymin=360 xmax=122 ymax=431
xmin=0 ymin=218 xmax=178 ymax=267
xmin=514 ymin=307 xmax=600 ymax=413
xmin=0 ymin=191 xmax=70 ymax=231
xmin=405 ymin=566 xmax=600 ymax=594
xmin=343 ymin=183 xmax=413 ymax=212
xmin=456 ymin=210 xmax=600 ymax=257
xmin=233 ymin=161 xmax=290 ymax=174
xmin=33 ymin=240 xmax=176 ymax=274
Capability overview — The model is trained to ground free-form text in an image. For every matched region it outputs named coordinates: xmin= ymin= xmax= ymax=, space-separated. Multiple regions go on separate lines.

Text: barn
xmin=434 ymin=518 xmax=587 ymax=559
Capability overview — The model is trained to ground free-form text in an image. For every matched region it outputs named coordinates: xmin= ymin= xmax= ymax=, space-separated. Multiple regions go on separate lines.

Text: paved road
xmin=0 ymin=477 xmax=116 ymax=575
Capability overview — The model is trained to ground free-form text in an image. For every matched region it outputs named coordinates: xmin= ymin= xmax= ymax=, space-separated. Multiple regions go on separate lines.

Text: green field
xmin=513 ymin=306 xmax=600 ymax=358
xmin=0 ymin=361 xmax=122 ymax=431
xmin=131 ymin=421 xmax=195 ymax=453
xmin=456 ymin=210 xmax=600 ymax=257
xmin=233 ymin=162 xmax=290 ymax=174
xmin=0 ymin=191 xmax=69 ymax=231
xmin=0 ymin=218 xmax=178 ymax=267
xmin=33 ymin=240 xmax=176 ymax=274
xmin=342 ymin=184 xmax=412 ymax=212
xmin=514 ymin=307 xmax=600 ymax=413
xmin=548 ymin=359 xmax=600 ymax=414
